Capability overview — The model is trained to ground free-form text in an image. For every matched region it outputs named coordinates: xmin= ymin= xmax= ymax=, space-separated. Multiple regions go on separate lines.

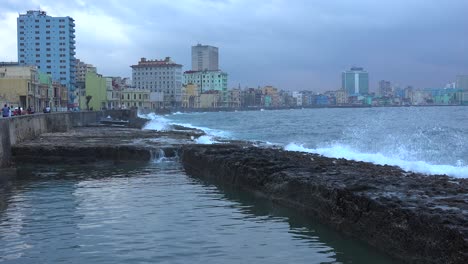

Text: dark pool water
xmin=0 ymin=161 xmax=398 ymax=263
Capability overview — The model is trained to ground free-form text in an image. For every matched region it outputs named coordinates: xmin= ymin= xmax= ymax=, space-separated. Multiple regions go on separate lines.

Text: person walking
xmin=2 ymin=104 xmax=9 ymax=117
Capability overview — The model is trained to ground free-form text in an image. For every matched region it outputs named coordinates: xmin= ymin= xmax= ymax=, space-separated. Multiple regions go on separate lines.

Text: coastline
xmin=140 ymin=104 xmax=467 ymax=115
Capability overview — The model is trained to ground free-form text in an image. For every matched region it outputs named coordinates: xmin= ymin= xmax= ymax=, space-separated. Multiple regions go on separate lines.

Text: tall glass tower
xmin=341 ymin=67 xmax=369 ymax=95
xmin=17 ymin=10 xmax=76 ymax=107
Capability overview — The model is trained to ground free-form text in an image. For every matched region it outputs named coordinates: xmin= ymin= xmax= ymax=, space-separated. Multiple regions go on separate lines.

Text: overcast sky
xmin=1 ymin=0 xmax=467 ymax=91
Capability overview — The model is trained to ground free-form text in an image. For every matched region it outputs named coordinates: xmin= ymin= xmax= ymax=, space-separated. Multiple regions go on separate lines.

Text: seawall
xmin=0 ymin=112 xmax=101 ymax=167
xmin=0 ymin=109 xmax=140 ymax=168
xmin=181 ymin=144 xmax=468 ymax=264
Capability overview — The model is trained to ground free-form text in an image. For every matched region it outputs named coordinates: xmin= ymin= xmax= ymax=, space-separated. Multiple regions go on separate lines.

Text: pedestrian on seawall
xmin=2 ymin=104 xmax=9 ymax=117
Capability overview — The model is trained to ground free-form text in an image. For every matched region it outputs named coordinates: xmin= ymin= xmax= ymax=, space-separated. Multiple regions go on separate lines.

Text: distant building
xmin=378 ymin=80 xmax=392 ymax=97
xmin=456 ymin=75 xmax=468 ymax=90
xmin=191 ymin=44 xmax=219 ymax=71
xmin=76 ymin=59 xmax=96 ymax=83
xmin=199 ymin=90 xmax=221 ymax=108
xmin=131 ymin=57 xmax=183 ymax=107
xmin=342 ymin=67 xmax=369 ymax=95
xmin=335 ymin=90 xmax=347 ymax=105
xmin=17 ymin=10 xmax=76 ymax=107
xmin=292 ymin=91 xmax=302 ymax=106
xmin=183 ymin=70 xmax=227 ymax=93
xmin=84 ymin=71 xmax=107 ymax=110
xmin=120 ymin=88 xmax=151 ymax=109
xmin=181 ymin=84 xmax=200 ymax=108
xmin=0 ymin=64 xmax=39 ymax=109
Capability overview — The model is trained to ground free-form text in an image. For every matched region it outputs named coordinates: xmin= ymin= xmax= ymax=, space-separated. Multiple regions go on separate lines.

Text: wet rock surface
xmin=12 ymin=126 xmax=204 ymax=164
xmin=181 ymin=144 xmax=468 ymax=264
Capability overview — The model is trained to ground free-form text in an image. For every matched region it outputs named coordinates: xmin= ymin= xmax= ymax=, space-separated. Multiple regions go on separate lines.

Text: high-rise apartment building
xmin=456 ymin=75 xmax=468 ymax=90
xmin=378 ymin=80 xmax=392 ymax=97
xmin=131 ymin=57 xmax=183 ymax=107
xmin=17 ymin=10 xmax=76 ymax=106
xmin=76 ymin=59 xmax=96 ymax=83
xmin=342 ymin=67 xmax=369 ymax=95
xmin=191 ymin=44 xmax=219 ymax=71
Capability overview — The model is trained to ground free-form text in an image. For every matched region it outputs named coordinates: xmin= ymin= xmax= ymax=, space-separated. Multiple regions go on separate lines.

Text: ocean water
xmin=0 ymin=161 xmax=397 ymax=263
xmin=142 ymin=106 xmax=468 ymax=178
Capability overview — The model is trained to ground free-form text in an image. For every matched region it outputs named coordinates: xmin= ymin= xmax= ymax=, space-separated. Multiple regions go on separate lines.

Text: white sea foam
xmin=171 ymin=122 xmax=231 ymax=138
xmin=139 ymin=112 xmax=170 ymax=131
xmin=195 ymin=135 xmax=218 ymax=144
xmin=284 ymin=143 xmax=468 ymax=178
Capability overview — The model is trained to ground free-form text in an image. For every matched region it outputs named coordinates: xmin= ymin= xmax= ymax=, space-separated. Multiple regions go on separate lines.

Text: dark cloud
xmin=1 ymin=0 xmax=468 ymax=91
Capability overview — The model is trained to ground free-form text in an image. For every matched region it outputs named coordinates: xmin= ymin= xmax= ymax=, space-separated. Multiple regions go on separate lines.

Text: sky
xmin=0 ymin=0 xmax=467 ymax=91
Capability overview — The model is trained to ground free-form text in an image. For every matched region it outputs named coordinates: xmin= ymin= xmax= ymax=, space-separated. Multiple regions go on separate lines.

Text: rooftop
xmin=131 ymin=57 xmax=182 ymax=68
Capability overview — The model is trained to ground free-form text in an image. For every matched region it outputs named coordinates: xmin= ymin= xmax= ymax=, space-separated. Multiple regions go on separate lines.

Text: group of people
xmin=1 ymin=104 xmax=46 ymax=117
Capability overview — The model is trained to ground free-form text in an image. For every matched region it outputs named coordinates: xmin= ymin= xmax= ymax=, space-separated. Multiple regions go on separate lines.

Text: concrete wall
xmin=0 ymin=111 xmax=101 ymax=167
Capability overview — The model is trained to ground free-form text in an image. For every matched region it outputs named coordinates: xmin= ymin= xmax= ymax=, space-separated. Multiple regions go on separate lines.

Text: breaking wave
xmin=284 ymin=143 xmax=468 ymax=178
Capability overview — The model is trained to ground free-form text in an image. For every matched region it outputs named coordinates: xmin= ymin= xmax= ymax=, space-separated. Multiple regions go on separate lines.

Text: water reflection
xmin=0 ymin=161 xmax=398 ymax=263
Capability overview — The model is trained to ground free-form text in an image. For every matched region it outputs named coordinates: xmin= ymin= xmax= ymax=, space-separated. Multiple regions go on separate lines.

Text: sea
xmin=146 ymin=106 xmax=468 ymax=178
xmin=0 ymin=106 xmax=465 ymax=263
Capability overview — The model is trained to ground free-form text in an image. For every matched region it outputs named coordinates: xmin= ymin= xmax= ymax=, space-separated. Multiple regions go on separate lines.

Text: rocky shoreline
xmin=7 ymin=121 xmax=468 ymax=264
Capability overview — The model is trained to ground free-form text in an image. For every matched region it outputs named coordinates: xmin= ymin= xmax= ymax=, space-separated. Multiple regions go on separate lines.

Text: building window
xmin=19 ymin=31 xmax=24 ymax=34
xmin=46 ymin=37 xmax=50 ymax=40
xmin=35 ymin=48 xmax=40 ymax=51
xmin=46 ymin=25 xmax=50 ymax=28
xmin=46 ymin=19 xmax=50 ymax=22
xmin=35 ymin=37 xmax=40 ymax=40
xmin=46 ymin=31 xmax=50 ymax=34
xmin=35 ymin=25 xmax=39 ymax=28
xmin=35 ymin=31 xmax=39 ymax=34
xmin=36 ymin=60 xmax=40 ymax=63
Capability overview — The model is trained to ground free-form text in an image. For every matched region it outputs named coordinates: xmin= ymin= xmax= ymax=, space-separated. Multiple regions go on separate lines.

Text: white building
xmin=292 ymin=91 xmax=302 ymax=106
xmin=131 ymin=57 xmax=182 ymax=107
xmin=191 ymin=44 xmax=219 ymax=71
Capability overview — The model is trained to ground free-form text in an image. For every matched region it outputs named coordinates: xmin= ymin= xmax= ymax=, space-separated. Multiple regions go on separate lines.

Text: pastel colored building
xmin=17 ymin=10 xmax=76 ymax=107
xmin=120 ymin=89 xmax=151 ymax=109
xmin=0 ymin=64 xmax=39 ymax=109
xmin=181 ymin=84 xmax=201 ymax=108
xmin=183 ymin=70 xmax=228 ymax=93
xmin=84 ymin=72 xmax=107 ymax=111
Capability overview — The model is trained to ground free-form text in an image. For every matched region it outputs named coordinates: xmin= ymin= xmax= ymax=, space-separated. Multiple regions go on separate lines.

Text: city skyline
xmin=1 ymin=0 xmax=468 ymax=91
